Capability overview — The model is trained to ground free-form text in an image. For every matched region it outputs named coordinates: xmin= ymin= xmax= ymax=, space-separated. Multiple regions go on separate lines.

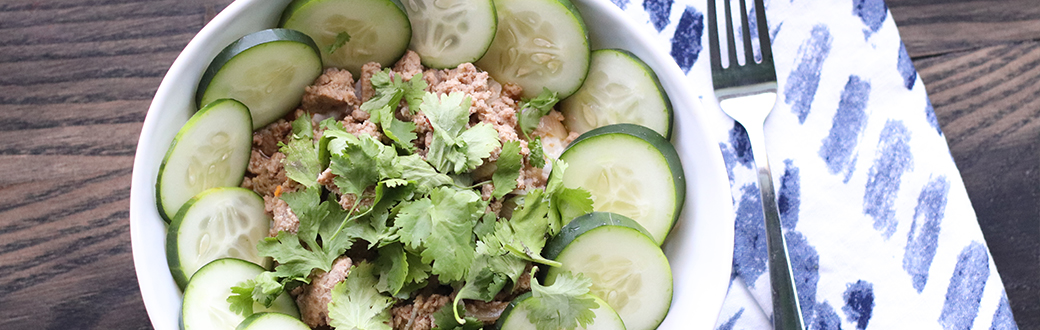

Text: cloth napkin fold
xmin=609 ymin=0 xmax=1019 ymax=329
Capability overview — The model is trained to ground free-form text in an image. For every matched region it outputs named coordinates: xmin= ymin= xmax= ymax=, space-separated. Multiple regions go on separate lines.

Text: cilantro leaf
xmin=545 ymin=159 xmax=594 ymax=233
xmin=328 ymin=133 xmax=398 ymax=197
xmin=383 ymin=116 xmax=419 ymax=152
xmin=258 ymin=231 xmax=337 ymax=283
xmin=358 ymin=70 xmax=427 ymax=151
xmin=228 ymin=280 xmax=258 ymax=316
xmin=393 ymin=198 xmax=434 ymax=250
xmin=374 ymin=243 xmax=408 ymax=296
xmin=362 ymin=69 xmax=427 ymax=114
xmin=423 ymin=92 xmax=470 ymax=137
xmin=423 ymin=92 xmax=502 ymax=174
xmin=527 ymin=270 xmax=599 ymax=330
xmin=459 ymin=122 xmax=501 ymax=171
xmin=328 ymin=261 xmax=394 ymax=330
xmin=396 ymin=154 xmax=452 ymax=194
xmin=291 ymin=113 xmax=314 ymax=140
xmin=280 ymin=114 xmax=322 ymax=188
xmin=393 ymin=187 xmax=484 ymax=282
xmin=492 ymin=141 xmax=523 ymax=199
xmin=402 ymin=74 xmax=428 ymax=111
xmin=374 ymin=242 xmax=431 ymax=299
xmin=485 ymin=189 xmax=561 ymax=267
xmin=331 ymin=179 xmax=410 ymax=249
xmin=517 ymin=88 xmax=560 ymax=135
xmin=326 ymin=31 xmax=351 ymax=54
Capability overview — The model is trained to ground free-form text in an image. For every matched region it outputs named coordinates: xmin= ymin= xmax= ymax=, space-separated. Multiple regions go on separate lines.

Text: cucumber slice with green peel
xmin=156 ymin=99 xmax=253 ymax=223
xmin=543 ymin=212 xmax=672 ymax=330
xmin=402 ymin=0 xmax=497 ymax=69
xmin=281 ymin=0 xmax=411 ymax=75
xmin=495 ymin=292 xmax=626 ymax=330
xmin=236 ymin=313 xmax=310 ymax=330
xmin=167 ymin=187 xmax=272 ymax=289
xmin=476 ymin=0 xmax=590 ymax=99
xmin=560 ymin=49 xmax=673 ymax=138
xmin=559 ymin=124 xmax=685 ymax=245
xmin=197 ymin=28 xmax=323 ymax=130
xmin=182 ymin=258 xmax=299 ymax=330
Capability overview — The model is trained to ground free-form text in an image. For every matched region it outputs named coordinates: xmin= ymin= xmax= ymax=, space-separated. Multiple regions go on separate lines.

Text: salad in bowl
xmin=128 ymin=0 xmax=735 ymax=329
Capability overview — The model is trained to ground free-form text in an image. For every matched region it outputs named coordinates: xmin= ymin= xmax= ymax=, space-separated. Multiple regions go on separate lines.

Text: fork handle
xmin=745 ymin=125 xmax=806 ymax=330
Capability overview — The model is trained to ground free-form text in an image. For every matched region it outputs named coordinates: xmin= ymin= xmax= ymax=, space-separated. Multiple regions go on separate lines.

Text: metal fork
xmin=707 ymin=0 xmax=805 ymax=329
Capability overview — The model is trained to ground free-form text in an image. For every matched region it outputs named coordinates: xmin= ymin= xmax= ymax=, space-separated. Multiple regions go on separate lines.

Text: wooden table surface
xmin=1 ymin=0 xmax=1036 ymax=328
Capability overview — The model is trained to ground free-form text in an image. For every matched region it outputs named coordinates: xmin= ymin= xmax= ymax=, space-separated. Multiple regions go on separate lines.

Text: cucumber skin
xmin=155 ymin=98 xmax=252 ymax=223
xmin=542 ymin=212 xmax=653 ymax=261
xmin=494 ymin=291 xmax=534 ymax=330
xmin=195 ymin=28 xmax=321 ymax=107
xmin=280 ymin=0 xmax=407 ymax=27
xmin=165 ymin=187 xmax=266 ymax=289
xmin=236 ymin=312 xmax=310 ymax=330
xmin=563 ymin=123 xmax=686 ymax=242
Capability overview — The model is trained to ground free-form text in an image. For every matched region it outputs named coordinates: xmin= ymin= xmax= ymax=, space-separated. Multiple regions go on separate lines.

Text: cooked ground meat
xmin=390 ymin=294 xmax=451 ymax=330
xmin=295 ymin=256 xmax=353 ymax=328
xmin=393 ymin=50 xmax=424 ymax=81
xmin=242 ymin=150 xmax=292 ymax=197
xmin=302 ymin=67 xmax=359 ymax=114
xmin=361 ymin=62 xmax=382 ymax=103
xmin=264 ymin=194 xmax=299 ymax=236
xmin=252 ymin=119 xmax=293 ymax=157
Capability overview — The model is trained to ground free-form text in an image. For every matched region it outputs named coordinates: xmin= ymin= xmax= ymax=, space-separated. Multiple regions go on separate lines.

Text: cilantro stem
xmin=327 ymin=193 xmax=370 ymax=246
xmin=458 ymin=180 xmax=492 ymax=190
xmin=452 ymin=297 xmax=467 ymax=325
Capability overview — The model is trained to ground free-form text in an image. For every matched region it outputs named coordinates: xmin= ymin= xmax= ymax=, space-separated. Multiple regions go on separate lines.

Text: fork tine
xmin=754 ymin=0 xmax=774 ymax=65
xmin=707 ymin=0 xmax=722 ymax=72
xmin=738 ymin=0 xmax=754 ymax=65
xmin=723 ymin=0 xmax=738 ymax=68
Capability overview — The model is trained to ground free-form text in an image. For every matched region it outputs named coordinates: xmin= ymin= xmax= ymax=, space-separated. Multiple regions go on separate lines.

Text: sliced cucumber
xmin=197 ymin=28 xmax=323 ymax=130
xmin=495 ymin=292 xmax=626 ymax=330
xmin=560 ymin=49 xmax=673 ymax=138
xmin=167 ymin=187 xmax=273 ymax=289
xmin=475 ymin=0 xmax=590 ymax=99
xmin=236 ymin=312 xmax=310 ymax=330
xmin=156 ymin=99 xmax=253 ymax=223
xmin=543 ymin=212 xmax=672 ymax=330
xmin=558 ymin=124 xmax=685 ymax=245
xmin=281 ymin=0 xmax=411 ymax=75
xmin=182 ymin=258 xmax=299 ymax=330
xmin=402 ymin=0 xmax=497 ymax=69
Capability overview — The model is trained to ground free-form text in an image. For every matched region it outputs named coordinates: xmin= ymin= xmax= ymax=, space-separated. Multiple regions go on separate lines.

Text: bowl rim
xmin=129 ymin=0 xmax=735 ymax=329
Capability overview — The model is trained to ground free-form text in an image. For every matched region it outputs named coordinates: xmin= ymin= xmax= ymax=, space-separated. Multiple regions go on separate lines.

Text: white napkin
xmin=609 ymin=0 xmax=1019 ymax=328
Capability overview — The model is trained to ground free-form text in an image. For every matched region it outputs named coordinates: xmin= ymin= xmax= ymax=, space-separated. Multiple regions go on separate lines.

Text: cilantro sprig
xmin=423 ymin=92 xmax=501 ymax=174
xmin=228 ymin=80 xmax=596 ymax=330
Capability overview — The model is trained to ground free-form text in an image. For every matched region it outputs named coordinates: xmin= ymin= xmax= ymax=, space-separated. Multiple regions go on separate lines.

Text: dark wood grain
xmin=0 ymin=0 xmax=1036 ymax=329
xmin=889 ymin=1 xmax=1040 ymax=328
xmin=0 ymin=0 xmax=230 ymax=329
xmin=888 ymin=0 xmax=1040 ymax=58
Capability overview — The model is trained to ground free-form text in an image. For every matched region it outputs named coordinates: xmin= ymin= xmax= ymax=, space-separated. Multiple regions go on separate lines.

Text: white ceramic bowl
xmin=129 ymin=1 xmax=735 ymax=329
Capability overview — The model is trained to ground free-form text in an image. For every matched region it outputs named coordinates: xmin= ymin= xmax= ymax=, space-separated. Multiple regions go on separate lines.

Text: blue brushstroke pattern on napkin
xmin=608 ymin=1 xmax=1018 ymax=328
